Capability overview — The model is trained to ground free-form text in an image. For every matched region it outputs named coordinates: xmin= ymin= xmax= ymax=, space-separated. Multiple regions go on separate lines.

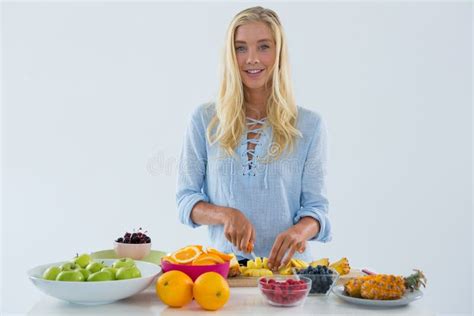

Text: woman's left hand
xmin=267 ymin=217 xmax=320 ymax=270
xmin=267 ymin=226 xmax=306 ymax=270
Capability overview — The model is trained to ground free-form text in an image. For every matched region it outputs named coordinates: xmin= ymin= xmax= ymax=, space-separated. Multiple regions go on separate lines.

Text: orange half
xmin=171 ymin=246 xmax=202 ymax=264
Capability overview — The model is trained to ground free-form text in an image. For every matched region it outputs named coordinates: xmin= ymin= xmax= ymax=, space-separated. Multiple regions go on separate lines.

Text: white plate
xmin=27 ymin=259 xmax=161 ymax=305
xmin=332 ymin=285 xmax=423 ymax=307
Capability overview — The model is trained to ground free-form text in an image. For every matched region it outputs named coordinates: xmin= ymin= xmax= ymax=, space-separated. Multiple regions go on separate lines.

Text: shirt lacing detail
xmin=243 ymin=117 xmax=269 ymax=189
xmin=229 ymin=117 xmax=269 ymax=201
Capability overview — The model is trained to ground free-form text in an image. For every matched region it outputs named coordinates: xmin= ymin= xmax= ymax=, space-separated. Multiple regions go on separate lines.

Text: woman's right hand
xmin=222 ymin=207 xmax=255 ymax=252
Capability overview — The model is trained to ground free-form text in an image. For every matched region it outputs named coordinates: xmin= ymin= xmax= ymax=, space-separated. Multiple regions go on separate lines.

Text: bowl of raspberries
xmin=294 ymin=265 xmax=339 ymax=296
xmin=114 ymin=228 xmax=151 ymax=260
xmin=258 ymin=276 xmax=311 ymax=307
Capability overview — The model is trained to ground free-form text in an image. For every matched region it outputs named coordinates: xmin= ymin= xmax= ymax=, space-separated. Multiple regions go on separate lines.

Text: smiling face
xmin=234 ymin=22 xmax=277 ymax=93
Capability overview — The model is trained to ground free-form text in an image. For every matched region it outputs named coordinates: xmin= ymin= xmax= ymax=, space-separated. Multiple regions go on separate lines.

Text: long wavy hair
xmin=207 ymin=6 xmax=301 ymax=160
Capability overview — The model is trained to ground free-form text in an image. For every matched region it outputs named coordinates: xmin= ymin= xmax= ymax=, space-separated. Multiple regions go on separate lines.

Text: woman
xmin=176 ymin=6 xmax=331 ymax=270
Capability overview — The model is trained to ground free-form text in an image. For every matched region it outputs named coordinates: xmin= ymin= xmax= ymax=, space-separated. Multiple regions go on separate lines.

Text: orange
xmin=206 ymin=248 xmax=234 ymax=261
xmin=193 ymin=272 xmax=230 ymax=311
xmin=171 ymin=246 xmax=202 ymax=264
xmin=246 ymin=242 xmax=254 ymax=253
xmin=156 ymin=270 xmax=194 ymax=307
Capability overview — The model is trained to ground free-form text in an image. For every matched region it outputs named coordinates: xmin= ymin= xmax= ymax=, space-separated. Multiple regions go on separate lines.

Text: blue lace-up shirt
xmin=176 ymin=103 xmax=331 ymax=261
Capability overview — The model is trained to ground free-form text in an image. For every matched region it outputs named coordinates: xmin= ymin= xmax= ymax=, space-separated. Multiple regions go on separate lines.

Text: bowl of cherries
xmin=114 ymin=228 xmax=151 ymax=260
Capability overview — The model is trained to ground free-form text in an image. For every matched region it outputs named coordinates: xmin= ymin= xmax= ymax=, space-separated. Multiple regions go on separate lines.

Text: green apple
xmin=56 ymin=270 xmax=85 ymax=282
xmin=86 ymin=261 xmax=104 ymax=273
xmin=116 ymin=266 xmax=141 ymax=280
xmin=43 ymin=266 xmax=61 ymax=280
xmin=101 ymin=267 xmax=117 ymax=280
xmin=60 ymin=262 xmax=81 ymax=271
xmin=112 ymin=258 xmax=135 ymax=269
xmin=73 ymin=253 xmax=92 ymax=268
xmin=87 ymin=271 xmax=114 ymax=282
xmin=77 ymin=268 xmax=90 ymax=280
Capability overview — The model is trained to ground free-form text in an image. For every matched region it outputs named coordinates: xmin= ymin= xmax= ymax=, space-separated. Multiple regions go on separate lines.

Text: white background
xmin=1 ymin=1 xmax=472 ymax=314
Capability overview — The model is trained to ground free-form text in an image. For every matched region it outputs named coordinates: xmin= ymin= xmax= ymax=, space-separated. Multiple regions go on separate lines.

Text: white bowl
xmin=27 ymin=259 xmax=161 ymax=305
xmin=113 ymin=241 xmax=151 ymax=260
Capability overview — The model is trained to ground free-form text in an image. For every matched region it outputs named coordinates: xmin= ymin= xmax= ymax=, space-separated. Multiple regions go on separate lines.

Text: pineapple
xmin=329 ymin=257 xmax=351 ymax=275
xmin=360 ymin=275 xmax=406 ymax=300
xmin=345 ymin=270 xmax=427 ymax=300
xmin=344 ymin=275 xmax=374 ymax=298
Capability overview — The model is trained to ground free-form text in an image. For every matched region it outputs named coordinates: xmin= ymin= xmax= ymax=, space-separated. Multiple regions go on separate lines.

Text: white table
xmin=24 ymin=285 xmax=434 ymax=315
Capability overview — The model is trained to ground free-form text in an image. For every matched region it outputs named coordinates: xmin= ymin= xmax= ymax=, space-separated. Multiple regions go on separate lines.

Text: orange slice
xmin=188 ymin=245 xmax=204 ymax=252
xmin=171 ymin=246 xmax=202 ymax=264
xmin=206 ymin=247 xmax=234 ymax=261
xmin=161 ymin=256 xmax=179 ymax=264
xmin=192 ymin=254 xmax=224 ymax=265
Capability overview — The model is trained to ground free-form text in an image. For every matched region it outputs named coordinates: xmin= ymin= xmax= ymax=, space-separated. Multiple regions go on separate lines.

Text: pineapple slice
xmin=329 ymin=257 xmax=351 ymax=275
xmin=279 ymin=266 xmax=293 ymax=275
xmin=290 ymin=258 xmax=300 ymax=268
xmin=310 ymin=258 xmax=329 ymax=267
xmin=295 ymin=258 xmax=309 ymax=268
xmin=254 ymin=257 xmax=263 ymax=269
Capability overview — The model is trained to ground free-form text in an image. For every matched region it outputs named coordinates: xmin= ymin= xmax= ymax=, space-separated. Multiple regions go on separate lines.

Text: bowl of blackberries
xmin=293 ymin=265 xmax=339 ymax=296
xmin=114 ymin=228 xmax=151 ymax=260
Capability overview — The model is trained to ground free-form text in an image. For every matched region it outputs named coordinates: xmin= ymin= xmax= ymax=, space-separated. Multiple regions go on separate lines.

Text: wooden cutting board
xmin=227 ymin=269 xmax=366 ymax=287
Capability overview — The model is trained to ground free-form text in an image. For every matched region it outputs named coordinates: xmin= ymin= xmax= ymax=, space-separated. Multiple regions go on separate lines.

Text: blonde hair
xmin=207 ymin=6 xmax=301 ymax=160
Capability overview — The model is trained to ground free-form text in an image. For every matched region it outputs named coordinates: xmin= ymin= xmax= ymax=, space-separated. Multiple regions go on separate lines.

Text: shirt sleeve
xmin=176 ymin=107 xmax=210 ymax=228
xmin=293 ymin=116 xmax=332 ymax=242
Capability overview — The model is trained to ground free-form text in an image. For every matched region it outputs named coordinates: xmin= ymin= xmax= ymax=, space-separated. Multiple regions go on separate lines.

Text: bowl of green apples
xmin=27 ymin=253 xmax=161 ymax=305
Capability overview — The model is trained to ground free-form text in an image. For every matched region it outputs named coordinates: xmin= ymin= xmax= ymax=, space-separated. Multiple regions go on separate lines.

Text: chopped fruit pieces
xmin=242 ymin=268 xmax=273 ymax=277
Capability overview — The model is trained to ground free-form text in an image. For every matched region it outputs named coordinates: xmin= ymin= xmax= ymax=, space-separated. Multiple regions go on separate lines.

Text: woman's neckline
xmin=245 ymin=116 xmax=267 ymax=121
